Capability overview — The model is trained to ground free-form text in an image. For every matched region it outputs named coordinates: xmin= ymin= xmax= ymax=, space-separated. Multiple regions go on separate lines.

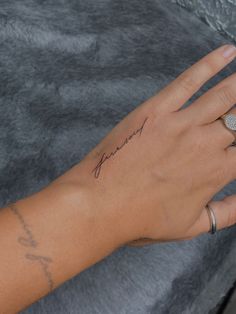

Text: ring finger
xmin=186 ymin=195 xmax=236 ymax=238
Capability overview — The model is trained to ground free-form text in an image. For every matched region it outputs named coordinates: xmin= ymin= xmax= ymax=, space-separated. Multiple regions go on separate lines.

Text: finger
xmin=223 ymin=107 xmax=236 ymax=181
xmin=222 ymin=107 xmax=236 ymax=137
xmin=224 ymin=107 xmax=236 ymax=146
xmin=180 ymin=72 xmax=236 ymax=125
xmin=186 ymin=196 xmax=236 ymax=237
xmin=225 ymin=144 xmax=236 ymax=181
xmin=202 ymin=119 xmax=235 ymax=149
xmin=147 ymin=44 xmax=236 ymax=113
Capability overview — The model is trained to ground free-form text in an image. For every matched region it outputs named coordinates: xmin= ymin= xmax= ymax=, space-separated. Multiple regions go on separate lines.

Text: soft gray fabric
xmin=171 ymin=0 xmax=236 ymax=43
xmin=0 ymin=0 xmax=235 ymax=313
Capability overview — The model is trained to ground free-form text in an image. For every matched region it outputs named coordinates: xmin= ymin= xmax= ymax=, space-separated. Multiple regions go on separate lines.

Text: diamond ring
xmin=220 ymin=113 xmax=236 ymax=145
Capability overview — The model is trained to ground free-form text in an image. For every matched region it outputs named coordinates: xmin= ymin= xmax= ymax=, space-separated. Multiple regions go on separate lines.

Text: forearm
xmin=0 ymin=170 xmax=123 ymax=313
xmin=2 ymin=43 xmax=235 ymax=314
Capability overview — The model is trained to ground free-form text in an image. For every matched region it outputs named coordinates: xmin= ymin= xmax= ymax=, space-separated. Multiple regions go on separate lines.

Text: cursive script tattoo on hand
xmin=92 ymin=117 xmax=148 ymax=178
xmin=9 ymin=202 xmax=54 ymax=291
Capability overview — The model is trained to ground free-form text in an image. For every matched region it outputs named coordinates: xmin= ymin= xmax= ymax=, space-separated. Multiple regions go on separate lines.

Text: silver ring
xmin=220 ymin=113 xmax=236 ymax=146
xmin=206 ymin=204 xmax=217 ymax=234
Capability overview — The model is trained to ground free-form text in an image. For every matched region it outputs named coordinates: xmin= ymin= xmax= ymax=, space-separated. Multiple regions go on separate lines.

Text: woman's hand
xmin=56 ymin=44 xmax=236 ymax=246
xmin=3 ymin=45 xmax=236 ymax=313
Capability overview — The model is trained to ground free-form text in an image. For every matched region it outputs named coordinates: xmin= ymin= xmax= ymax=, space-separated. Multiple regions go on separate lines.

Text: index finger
xmin=149 ymin=44 xmax=236 ymax=113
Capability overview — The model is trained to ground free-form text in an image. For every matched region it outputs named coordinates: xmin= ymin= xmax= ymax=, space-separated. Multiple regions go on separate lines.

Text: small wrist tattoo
xmin=92 ymin=116 xmax=148 ymax=178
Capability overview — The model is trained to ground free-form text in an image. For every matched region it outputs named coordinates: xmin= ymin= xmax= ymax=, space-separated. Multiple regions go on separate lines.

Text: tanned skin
xmin=1 ymin=45 xmax=236 ymax=313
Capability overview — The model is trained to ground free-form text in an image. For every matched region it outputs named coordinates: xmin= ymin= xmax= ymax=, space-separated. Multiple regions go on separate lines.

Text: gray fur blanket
xmin=0 ymin=0 xmax=235 ymax=313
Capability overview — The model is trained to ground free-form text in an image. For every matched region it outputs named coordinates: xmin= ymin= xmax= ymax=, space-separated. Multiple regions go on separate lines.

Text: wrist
xmin=50 ymin=164 xmax=127 ymax=252
xmin=0 ymin=165 xmax=125 ymax=312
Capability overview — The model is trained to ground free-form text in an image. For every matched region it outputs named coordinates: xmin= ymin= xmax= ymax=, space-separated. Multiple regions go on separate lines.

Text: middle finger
xmin=179 ymin=72 xmax=236 ymax=125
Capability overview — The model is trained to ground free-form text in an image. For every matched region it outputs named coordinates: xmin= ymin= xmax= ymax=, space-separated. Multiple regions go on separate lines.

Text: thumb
xmin=187 ymin=195 xmax=236 ymax=237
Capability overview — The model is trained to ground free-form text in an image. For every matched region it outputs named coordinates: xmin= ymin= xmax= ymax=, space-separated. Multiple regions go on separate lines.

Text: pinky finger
xmin=186 ymin=195 xmax=236 ymax=238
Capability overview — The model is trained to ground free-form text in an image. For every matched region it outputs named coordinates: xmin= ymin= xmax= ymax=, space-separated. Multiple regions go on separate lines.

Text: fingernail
xmin=222 ymin=45 xmax=236 ymax=58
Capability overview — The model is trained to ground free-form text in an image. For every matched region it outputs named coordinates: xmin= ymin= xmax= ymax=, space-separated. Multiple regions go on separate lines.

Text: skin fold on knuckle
xmin=201 ymin=57 xmax=218 ymax=75
xmin=178 ymin=71 xmax=198 ymax=94
xmin=177 ymin=59 xmax=213 ymax=93
xmin=216 ymin=85 xmax=236 ymax=106
xmin=216 ymin=72 xmax=236 ymax=97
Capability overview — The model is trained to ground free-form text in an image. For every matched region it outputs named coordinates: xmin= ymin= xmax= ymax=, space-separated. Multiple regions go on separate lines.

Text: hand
xmin=57 ymin=44 xmax=236 ymax=246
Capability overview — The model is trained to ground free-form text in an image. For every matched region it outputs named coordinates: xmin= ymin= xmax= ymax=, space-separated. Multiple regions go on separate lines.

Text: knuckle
xmin=177 ymin=59 xmax=216 ymax=96
xmin=201 ymin=59 xmax=217 ymax=75
xmin=217 ymin=85 xmax=236 ymax=105
xmin=178 ymin=72 xmax=197 ymax=93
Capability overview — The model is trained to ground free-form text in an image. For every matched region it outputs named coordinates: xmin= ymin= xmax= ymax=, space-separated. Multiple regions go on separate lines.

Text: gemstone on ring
xmin=222 ymin=113 xmax=236 ymax=131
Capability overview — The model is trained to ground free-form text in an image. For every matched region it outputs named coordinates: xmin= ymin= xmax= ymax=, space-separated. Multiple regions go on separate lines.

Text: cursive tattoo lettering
xmin=9 ymin=202 xmax=54 ymax=291
xmin=92 ymin=117 xmax=148 ymax=178
xmin=9 ymin=202 xmax=38 ymax=248
xmin=25 ymin=253 xmax=54 ymax=291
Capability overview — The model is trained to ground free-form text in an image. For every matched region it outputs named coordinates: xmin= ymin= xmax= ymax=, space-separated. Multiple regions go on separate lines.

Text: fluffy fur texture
xmin=171 ymin=0 xmax=236 ymax=43
xmin=0 ymin=0 xmax=235 ymax=313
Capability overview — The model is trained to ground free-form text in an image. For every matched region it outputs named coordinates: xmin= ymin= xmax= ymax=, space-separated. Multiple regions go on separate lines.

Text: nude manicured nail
xmin=222 ymin=45 xmax=236 ymax=58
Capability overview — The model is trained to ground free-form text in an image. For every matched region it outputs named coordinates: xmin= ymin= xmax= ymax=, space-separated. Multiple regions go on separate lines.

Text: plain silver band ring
xmin=206 ymin=204 xmax=217 ymax=234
